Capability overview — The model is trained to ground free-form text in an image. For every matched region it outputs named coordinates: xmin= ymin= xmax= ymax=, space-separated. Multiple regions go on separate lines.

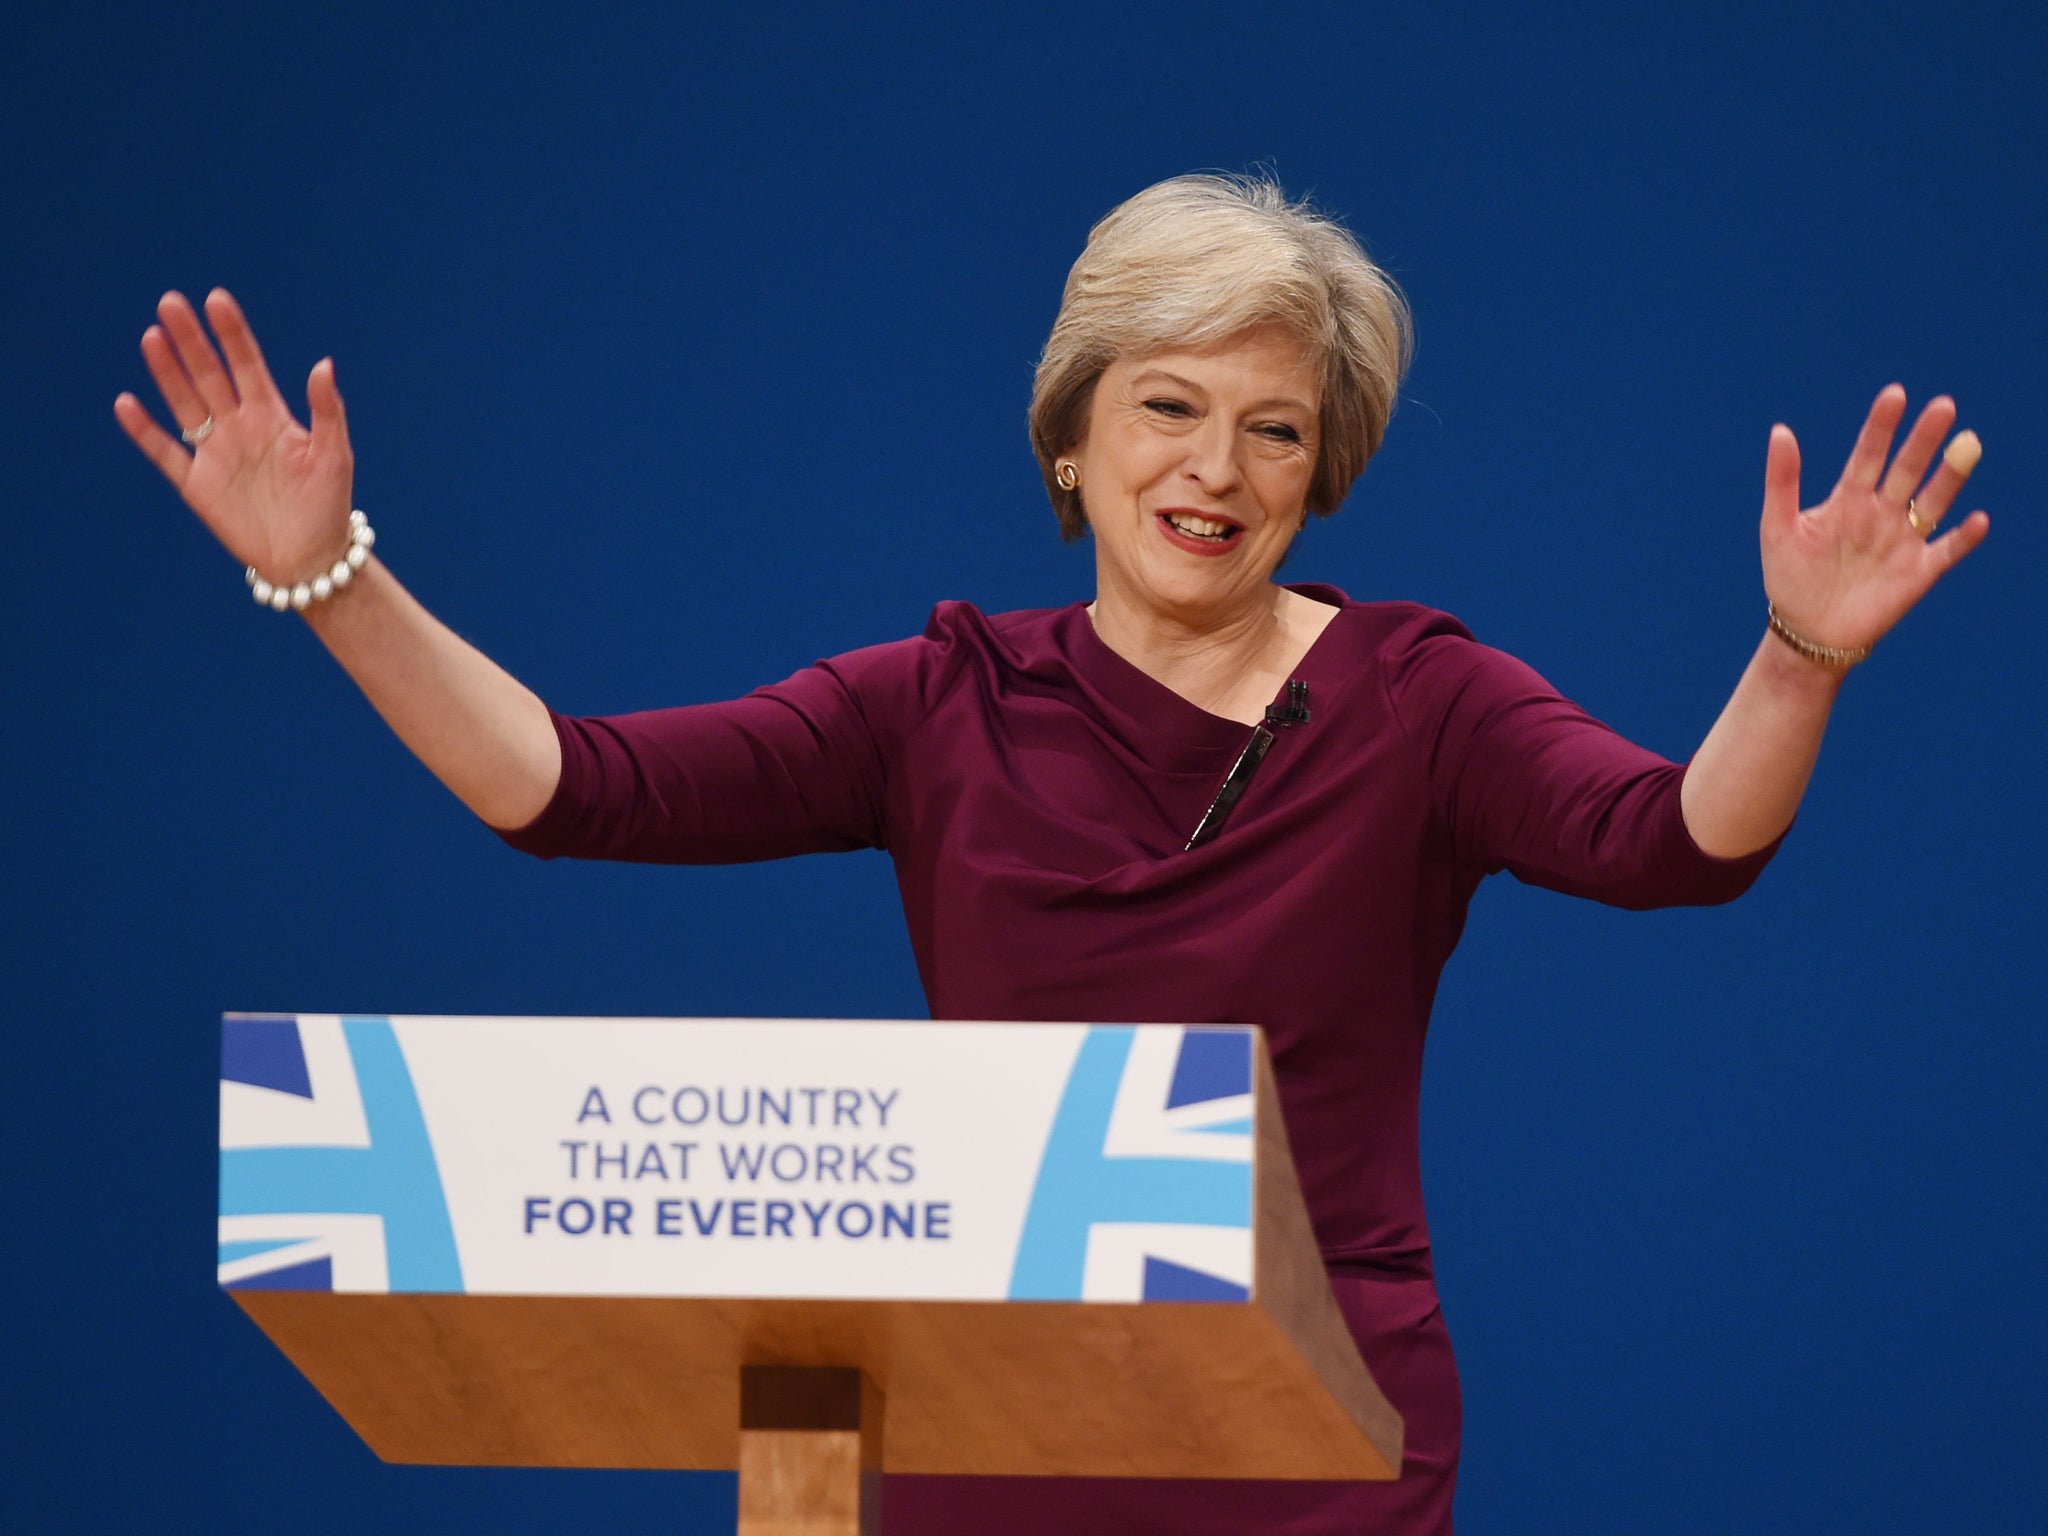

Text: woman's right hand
xmin=117 ymin=288 xmax=563 ymax=829
xmin=115 ymin=289 xmax=356 ymax=587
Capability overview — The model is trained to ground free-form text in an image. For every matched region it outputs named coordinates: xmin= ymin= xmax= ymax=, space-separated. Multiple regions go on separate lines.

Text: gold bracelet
xmin=1766 ymin=601 xmax=1872 ymax=669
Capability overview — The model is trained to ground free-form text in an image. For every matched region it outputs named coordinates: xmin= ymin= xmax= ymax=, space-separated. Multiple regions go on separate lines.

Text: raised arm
xmin=115 ymin=289 xmax=560 ymax=830
xmin=1680 ymin=386 xmax=1989 ymax=857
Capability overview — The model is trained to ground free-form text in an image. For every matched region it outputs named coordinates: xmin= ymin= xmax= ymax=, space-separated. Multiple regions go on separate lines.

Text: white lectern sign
xmin=219 ymin=1015 xmax=1257 ymax=1306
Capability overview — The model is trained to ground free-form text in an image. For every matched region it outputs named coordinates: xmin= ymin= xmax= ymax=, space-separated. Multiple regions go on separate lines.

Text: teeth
xmin=1167 ymin=512 xmax=1234 ymax=538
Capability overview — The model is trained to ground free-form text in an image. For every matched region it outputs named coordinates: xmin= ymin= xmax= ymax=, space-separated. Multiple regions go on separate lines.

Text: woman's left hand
xmin=1760 ymin=385 xmax=1989 ymax=652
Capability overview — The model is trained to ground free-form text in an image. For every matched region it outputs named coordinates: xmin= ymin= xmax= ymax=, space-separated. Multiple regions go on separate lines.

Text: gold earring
xmin=1055 ymin=460 xmax=1079 ymax=492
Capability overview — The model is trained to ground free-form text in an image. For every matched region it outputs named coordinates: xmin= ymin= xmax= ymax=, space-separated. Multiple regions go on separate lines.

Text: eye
xmin=1144 ymin=397 xmax=1195 ymax=417
xmin=1255 ymin=423 xmax=1303 ymax=443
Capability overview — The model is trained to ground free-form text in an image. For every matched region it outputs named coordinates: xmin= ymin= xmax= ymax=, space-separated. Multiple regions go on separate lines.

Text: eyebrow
xmin=1129 ymin=368 xmax=1317 ymax=417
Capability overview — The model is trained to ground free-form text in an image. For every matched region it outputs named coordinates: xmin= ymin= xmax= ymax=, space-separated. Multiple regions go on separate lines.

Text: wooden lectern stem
xmin=738 ymin=1366 xmax=884 ymax=1536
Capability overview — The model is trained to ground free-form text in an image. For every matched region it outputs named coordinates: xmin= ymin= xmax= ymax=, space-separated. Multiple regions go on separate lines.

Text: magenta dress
xmin=500 ymin=585 xmax=1781 ymax=1534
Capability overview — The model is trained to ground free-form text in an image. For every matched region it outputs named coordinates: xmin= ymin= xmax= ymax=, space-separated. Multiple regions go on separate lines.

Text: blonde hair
xmin=1029 ymin=172 xmax=1413 ymax=541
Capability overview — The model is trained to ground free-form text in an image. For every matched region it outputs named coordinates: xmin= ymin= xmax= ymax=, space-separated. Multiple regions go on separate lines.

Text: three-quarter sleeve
xmin=1383 ymin=607 xmax=1783 ymax=908
xmin=495 ymin=638 xmax=927 ymax=865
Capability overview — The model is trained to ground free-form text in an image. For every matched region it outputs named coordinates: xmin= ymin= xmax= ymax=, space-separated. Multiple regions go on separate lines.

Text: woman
xmin=117 ymin=175 xmax=1986 ymax=1534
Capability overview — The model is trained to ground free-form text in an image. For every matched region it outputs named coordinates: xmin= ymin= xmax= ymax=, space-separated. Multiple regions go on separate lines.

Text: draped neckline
xmin=1052 ymin=583 xmax=1352 ymax=754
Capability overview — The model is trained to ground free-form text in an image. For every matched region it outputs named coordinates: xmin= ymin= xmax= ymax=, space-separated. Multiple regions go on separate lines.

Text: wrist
xmin=1764 ymin=600 xmax=1871 ymax=674
xmin=1757 ymin=622 xmax=1849 ymax=702
xmin=247 ymin=511 xmax=375 ymax=613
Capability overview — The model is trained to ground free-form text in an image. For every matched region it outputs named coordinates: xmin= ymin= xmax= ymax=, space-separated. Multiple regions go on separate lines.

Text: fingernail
xmin=1944 ymin=431 xmax=1982 ymax=474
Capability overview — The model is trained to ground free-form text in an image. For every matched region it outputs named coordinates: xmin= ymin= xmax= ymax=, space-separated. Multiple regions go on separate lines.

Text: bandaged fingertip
xmin=1943 ymin=430 xmax=1982 ymax=475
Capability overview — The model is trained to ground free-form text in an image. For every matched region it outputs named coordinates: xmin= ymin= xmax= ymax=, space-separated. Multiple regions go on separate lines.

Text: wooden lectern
xmin=219 ymin=1015 xmax=1401 ymax=1533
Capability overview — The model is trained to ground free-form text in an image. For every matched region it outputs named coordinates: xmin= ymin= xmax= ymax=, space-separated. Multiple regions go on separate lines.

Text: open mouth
xmin=1156 ymin=509 xmax=1245 ymax=552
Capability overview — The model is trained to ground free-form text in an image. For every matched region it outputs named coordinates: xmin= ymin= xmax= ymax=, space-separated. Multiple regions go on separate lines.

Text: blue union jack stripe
xmin=217 ymin=1015 xmax=461 ymax=1293
xmin=1008 ymin=1025 xmax=1255 ymax=1303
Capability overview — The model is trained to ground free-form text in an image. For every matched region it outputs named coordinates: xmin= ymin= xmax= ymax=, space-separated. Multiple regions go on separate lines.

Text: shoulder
xmin=1289 ymin=584 xmax=1482 ymax=668
xmin=851 ymin=598 xmax=1075 ymax=675
xmin=915 ymin=598 xmax=1091 ymax=687
xmin=1292 ymin=586 xmax=1562 ymax=734
xmin=922 ymin=598 xmax=1069 ymax=650
xmin=802 ymin=598 xmax=1078 ymax=719
xmin=1344 ymin=598 xmax=1476 ymax=654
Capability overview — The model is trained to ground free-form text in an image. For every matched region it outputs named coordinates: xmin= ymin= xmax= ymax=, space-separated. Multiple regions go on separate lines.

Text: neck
xmin=1088 ymin=577 xmax=1318 ymax=725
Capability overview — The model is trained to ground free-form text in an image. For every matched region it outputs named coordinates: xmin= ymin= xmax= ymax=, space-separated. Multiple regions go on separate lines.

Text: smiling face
xmin=1071 ymin=324 xmax=1323 ymax=627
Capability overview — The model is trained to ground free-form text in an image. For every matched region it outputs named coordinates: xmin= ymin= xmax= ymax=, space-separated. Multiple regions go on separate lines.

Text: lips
xmin=1155 ymin=508 xmax=1245 ymax=556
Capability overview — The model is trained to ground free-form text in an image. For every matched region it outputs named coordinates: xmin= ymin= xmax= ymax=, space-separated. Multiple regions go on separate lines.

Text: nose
xmin=1180 ymin=416 xmax=1242 ymax=498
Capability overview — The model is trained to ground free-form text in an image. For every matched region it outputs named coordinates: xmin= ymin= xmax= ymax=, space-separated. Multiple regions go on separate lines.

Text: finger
xmin=1878 ymin=394 xmax=1956 ymax=507
xmin=1836 ymin=383 xmax=1907 ymax=493
xmin=1905 ymin=431 xmax=1983 ymax=535
xmin=155 ymin=290 xmax=239 ymax=419
xmin=1761 ymin=423 xmax=1802 ymax=538
xmin=307 ymin=357 xmax=351 ymax=462
xmin=114 ymin=391 xmax=192 ymax=489
xmin=139 ymin=324 xmax=209 ymax=429
xmin=203 ymin=288 xmax=282 ymax=408
xmin=1923 ymin=508 xmax=1990 ymax=575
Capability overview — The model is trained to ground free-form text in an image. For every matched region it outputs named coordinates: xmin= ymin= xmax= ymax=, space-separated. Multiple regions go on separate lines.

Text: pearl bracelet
xmin=246 ymin=511 xmax=376 ymax=612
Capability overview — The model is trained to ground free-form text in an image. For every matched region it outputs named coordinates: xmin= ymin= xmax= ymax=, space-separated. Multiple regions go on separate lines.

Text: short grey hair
xmin=1029 ymin=173 xmax=1414 ymax=542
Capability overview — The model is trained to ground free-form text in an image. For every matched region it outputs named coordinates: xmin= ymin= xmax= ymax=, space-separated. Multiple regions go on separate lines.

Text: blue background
xmin=5 ymin=2 xmax=2043 ymax=1530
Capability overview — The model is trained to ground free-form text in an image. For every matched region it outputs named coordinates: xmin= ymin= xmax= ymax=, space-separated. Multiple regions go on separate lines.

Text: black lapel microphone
xmin=1184 ymin=680 xmax=1311 ymax=851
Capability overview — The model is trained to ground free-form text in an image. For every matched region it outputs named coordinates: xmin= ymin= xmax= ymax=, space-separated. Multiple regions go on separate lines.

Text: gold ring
xmin=1906 ymin=496 xmax=1931 ymax=536
xmin=181 ymin=414 xmax=215 ymax=447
